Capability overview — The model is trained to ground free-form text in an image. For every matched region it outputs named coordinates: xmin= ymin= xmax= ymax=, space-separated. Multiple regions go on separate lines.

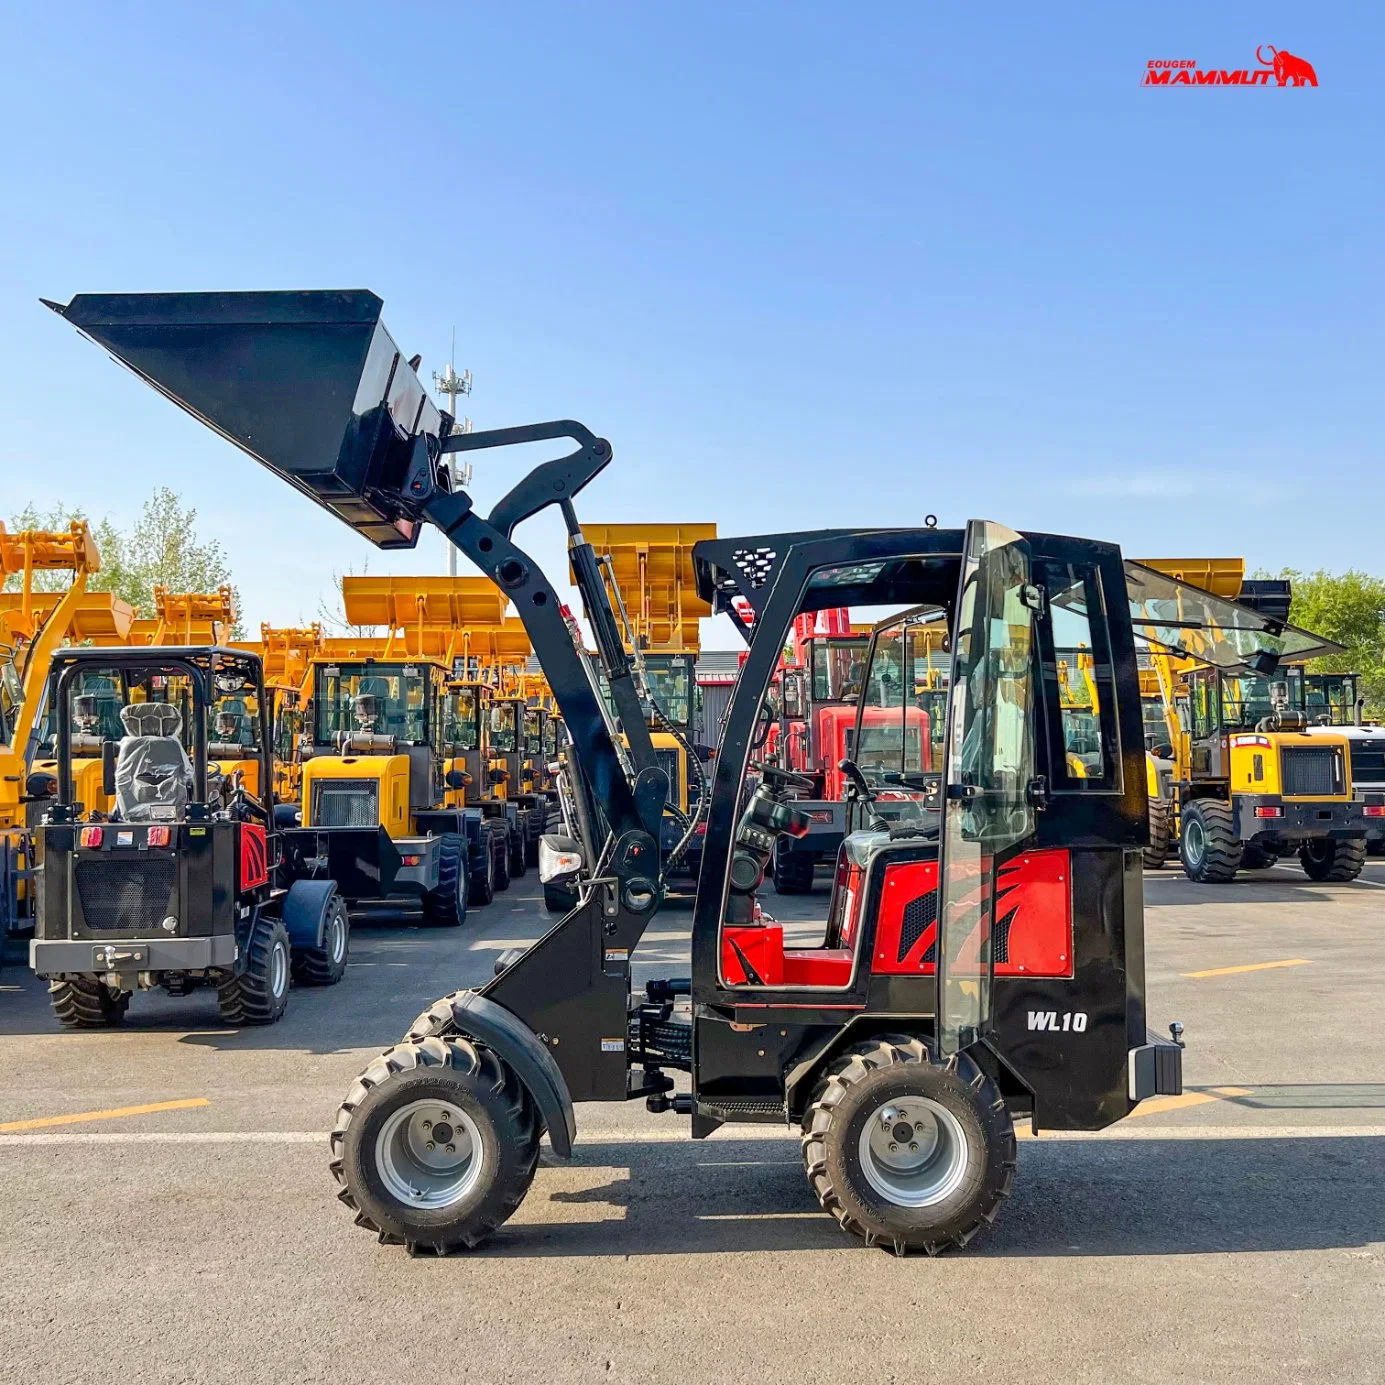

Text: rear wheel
xmin=49 ymin=976 xmax=128 ymax=1029
xmin=217 ymin=916 xmax=291 ymax=1025
xmin=772 ymin=844 xmax=816 ymax=894
xmin=1143 ymin=798 xmax=1171 ymax=869
xmin=329 ymin=1035 xmax=540 ymax=1254
xmin=1299 ymin=836 xmax=1366 ymax=882
xmin=802 ymin=1035 xmax=1015 ymax=1255
xmin=508 ymin=822 xmax=528 ymax=879
xmin=291 ymin=893 xmax=351 ymax=982
xmin=1178 ymin=800 xmax=1242 ymax=883
xmin=421 ymin=834 xmax=468 ymax=928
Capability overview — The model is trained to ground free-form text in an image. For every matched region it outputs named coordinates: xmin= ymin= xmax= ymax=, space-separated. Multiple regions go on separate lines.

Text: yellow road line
xmin=1128 ymin=1086 xmax=1250 ymax=1118
xmin=0 ymin=1097 xmax=210 ymax=1133
xmin=1182 ymin=958 xmax=1311 ymax=979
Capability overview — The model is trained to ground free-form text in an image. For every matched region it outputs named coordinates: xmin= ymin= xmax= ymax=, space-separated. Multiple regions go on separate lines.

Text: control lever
xmin=839 ymin=758 xmax=889 ymax=833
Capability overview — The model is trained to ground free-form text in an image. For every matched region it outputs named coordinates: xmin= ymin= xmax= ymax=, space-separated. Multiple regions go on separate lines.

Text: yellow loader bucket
xmin=578 ymin=522 xmax=716 ymax=652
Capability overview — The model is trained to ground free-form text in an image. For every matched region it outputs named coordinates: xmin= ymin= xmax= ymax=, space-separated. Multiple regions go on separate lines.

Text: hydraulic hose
xmin=597 ymin=554 xmax=710 ymax=883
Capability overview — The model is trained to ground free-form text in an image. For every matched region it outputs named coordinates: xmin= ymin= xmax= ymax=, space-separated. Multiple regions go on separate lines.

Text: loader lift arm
xmin=425 ymin=420 xmax=660 ymax=840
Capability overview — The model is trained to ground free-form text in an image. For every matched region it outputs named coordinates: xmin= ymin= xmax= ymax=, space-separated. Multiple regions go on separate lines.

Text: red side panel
xmin=239 ymin=822 xmax=269 ymax=892
xmin=994 ymin=849 xmax=1072 ymax=977
xmin=870 ymin=849 xmax=1072 ymax=979
xmin=722 ymin=926 xmax=785 ymax=986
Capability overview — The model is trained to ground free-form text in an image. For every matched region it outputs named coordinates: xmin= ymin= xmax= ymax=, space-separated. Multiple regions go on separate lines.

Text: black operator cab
xmin=30 ymin=646 xmax=349 ymax=1028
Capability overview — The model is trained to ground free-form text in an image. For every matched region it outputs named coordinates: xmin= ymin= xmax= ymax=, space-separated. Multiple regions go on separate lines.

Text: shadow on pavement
xmin=473 ymin=1132 xmax=1385 ymax=1259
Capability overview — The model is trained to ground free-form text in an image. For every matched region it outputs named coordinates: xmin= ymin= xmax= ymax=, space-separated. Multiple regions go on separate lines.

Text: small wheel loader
xmin=29 ymin=644 xmax=348 ymax=1026
xmin=63 ymin=287 xmax=1347 ymax=1255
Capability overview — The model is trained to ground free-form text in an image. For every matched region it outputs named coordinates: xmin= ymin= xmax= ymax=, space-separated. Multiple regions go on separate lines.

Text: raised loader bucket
xmin=45 ymin=290 xmax=443 ymax=549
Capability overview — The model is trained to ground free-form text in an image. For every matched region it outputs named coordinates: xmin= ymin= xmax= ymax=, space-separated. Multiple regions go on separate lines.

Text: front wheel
xmin=291 ymin=893 xmax=351 ymax=983
xmin=493 ymin=830 xmax=512 ymax=893
xmin=421 ymin=834 xmax=468 ymax=928
xmin=329 ymin=1036 xmax=540 ymax=1254
xmin=508 ymin=823 xmax=528 ymax=879
xmin=217 ymin=915 xmax=291 ymax=1025
xmin=1299 ymin=836 xmax=1366 ymax=882
xmin=1143 ymin=798 xmax=1172 ymax=870
xmin=802 ymin=1035 xmax=1015 ymax=1255
xmin=468 ymin=829 xmax=498 ymax=907
xmin=1178 ymin=800 xmax=1242 ymax=883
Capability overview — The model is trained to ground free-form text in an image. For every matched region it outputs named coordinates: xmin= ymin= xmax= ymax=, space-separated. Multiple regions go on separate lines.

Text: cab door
xmin=935 ymin=521 xmax=1038 ymax=1054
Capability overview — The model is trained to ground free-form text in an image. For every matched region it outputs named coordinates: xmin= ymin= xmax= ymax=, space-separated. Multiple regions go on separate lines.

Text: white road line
xmin=1270 ymin=863 xmax=1385 ymax=889
xmin=2 ymin=1124 xmax=1383 ymax=1148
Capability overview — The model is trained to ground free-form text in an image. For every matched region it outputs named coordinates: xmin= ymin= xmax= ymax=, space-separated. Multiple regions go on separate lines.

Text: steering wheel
xmin=750 ymin=698 xmax=779 ymax=751
xmin=752 ymin=762 xmax=814 ymax=795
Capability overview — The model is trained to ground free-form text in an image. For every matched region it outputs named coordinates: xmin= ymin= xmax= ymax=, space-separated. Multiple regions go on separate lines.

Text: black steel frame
xmin=48 ymin=646 xmax=273 ymax=820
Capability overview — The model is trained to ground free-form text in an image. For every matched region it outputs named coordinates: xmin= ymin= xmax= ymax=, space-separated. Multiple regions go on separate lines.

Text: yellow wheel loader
xmin=0 ymin=521 xmax=115 ymax=937
xmin=1131 ymin=560 xmax=1370 ymax=883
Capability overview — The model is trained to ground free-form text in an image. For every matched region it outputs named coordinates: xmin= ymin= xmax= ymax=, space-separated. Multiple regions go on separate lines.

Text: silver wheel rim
xmin=270 ymin=941 xmax=288 ymax=998
xmin=329 ymin=910 xmax=346 ymax=964
xmin=375 ymin=1100 xmax=483 ymax=1209
xmin=1185 ymin=818 xmax=1205 ymax=864
xmin=858 ymin=1097 xmax=968 ymax=1208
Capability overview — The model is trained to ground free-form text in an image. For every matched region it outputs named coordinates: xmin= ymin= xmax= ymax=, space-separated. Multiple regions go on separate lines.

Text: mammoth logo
xmin=1144 ymin=46 xmax=1319 ymax=87
xmin=1257 ymin=45 xmax=1318 ymax=86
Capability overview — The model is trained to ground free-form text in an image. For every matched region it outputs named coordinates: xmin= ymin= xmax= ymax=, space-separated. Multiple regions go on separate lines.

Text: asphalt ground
xmin=2 ymin=859 xmax=1383 ymax=1385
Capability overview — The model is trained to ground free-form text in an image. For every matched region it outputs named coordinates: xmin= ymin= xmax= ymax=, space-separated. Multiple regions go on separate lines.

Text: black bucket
xmin=46 ymin=290 xmax=443 ymax=549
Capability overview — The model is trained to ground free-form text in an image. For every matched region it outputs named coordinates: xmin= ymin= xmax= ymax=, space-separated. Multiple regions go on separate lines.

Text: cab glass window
xmin=316 ymin=664 xmax=428 ymax=743
xmin=490 ymin=701 xmax=517 ymax=751
xmin=1045 ymin=564 xmax=1121 ymax=790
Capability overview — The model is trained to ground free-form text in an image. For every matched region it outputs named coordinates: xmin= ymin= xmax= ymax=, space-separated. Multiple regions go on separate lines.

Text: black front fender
xmin=445 ymin=990 xmax=576 ymax=1157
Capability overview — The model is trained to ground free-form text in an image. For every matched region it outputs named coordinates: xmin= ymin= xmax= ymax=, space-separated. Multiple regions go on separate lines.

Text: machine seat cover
xmin=114 ymin=703 xmax=193 ymax=821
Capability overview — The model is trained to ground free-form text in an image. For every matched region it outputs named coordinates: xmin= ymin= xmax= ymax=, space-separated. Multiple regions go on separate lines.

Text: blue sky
xmin=1 ymin=3 xmax=1379 ymax=641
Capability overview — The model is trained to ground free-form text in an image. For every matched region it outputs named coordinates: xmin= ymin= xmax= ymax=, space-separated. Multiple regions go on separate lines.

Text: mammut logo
xmin=1144 ymin=46 xmax=1318 ymax=88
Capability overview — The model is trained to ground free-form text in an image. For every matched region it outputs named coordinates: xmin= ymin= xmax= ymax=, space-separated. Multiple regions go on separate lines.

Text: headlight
xmin=538 ymin=835 xmax=583 ymax=884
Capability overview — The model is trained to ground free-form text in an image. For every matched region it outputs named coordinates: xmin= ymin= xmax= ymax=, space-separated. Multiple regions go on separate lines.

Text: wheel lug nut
xmin=423 ymin=1121 xmax=432 ymax=1131
xmin=889 ymin=1142 xmax=898 ymax=1152
xmin=915 ymin=1122 xmax=926 ymax=1133
xmin=426 ymin=1141 xmax=435 ymax=1151
xmin=446 ymin=1144 xmax=456 ymax=1153
xmin=910 ymin=1142 xmax=919 ymax=1152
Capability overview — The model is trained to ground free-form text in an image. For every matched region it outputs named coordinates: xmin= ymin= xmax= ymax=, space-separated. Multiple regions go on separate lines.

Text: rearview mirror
xmin=24 ymin=771 xmax=56 ymax=800
xmin=444 ymin=768 xmax=471 ymax=790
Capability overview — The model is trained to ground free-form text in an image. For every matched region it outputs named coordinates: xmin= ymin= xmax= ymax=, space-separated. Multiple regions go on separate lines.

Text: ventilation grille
xmin=312 ymin=778 xmax=380 ymax=828
xmin=899 ymin=891 xmax=937 ymax=963
xmin=75 ymin=857 xmax=177 ymax=933
xmin=1280 ymin=747 xmax=1341 ymax=798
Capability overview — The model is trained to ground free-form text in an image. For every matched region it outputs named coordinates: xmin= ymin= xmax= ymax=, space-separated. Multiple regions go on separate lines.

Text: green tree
xmin=1276 ymin=568 xmax=1385 ymax=715
xmin=6 ymin=490 xmax=238 ymax=634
